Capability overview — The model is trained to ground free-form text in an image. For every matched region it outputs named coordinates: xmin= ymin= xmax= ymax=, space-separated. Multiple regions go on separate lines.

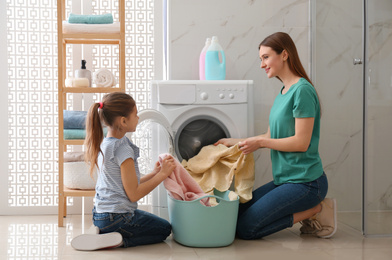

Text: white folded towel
xmin=93 ymin=68 xmax=117 ymax=88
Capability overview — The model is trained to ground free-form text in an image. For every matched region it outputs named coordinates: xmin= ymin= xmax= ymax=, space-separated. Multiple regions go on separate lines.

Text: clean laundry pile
xmin=163 ymin=143 xmax=255 ymax=205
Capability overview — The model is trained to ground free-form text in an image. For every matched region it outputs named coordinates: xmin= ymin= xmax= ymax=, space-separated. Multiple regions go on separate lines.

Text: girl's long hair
xmin=84 ymin=92 xmax=136 ymax=177
xmin=259 ymin=32 xmax=321 ymax=113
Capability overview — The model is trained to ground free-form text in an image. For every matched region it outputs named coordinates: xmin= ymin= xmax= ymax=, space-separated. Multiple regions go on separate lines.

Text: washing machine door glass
xmin=135 ymin=109 xmax=175 ymax=173
xmin=175 ymin=116 xmax=230 ymax=162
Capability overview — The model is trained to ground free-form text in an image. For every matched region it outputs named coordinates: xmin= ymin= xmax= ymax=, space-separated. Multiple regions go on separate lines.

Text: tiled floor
xmin=1 ymin=214 xmax=392 ymax=260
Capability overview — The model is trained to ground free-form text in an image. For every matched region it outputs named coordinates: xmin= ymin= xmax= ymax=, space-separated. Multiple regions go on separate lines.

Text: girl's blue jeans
xmin=236 ymin=173 xmax=328 ymax=239
xmin=93 ymin=208 xmax=171 ymax=248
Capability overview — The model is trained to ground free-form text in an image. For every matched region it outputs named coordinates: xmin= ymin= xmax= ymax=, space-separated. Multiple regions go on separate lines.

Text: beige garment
xmin=181 ymin=144 xmax=255 ymax=203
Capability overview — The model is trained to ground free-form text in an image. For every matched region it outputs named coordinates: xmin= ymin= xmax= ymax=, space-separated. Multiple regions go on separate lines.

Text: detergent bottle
xmin=205 ymin=36 xmax=226 ymax=80
xmin=199 ymin=37 xmax=211 ymax=80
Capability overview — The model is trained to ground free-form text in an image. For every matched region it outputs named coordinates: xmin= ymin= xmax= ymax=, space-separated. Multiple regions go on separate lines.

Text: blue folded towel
xmin=68 ymin=13 xmax=113 ymax=24
xmin=64 ymin=128 xmax=108 ymax=140
xmin=63 ymin=110 xmax=87 ymax=129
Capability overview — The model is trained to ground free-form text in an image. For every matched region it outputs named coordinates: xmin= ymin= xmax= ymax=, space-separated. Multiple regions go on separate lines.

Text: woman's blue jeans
xmin=93 ymin=208 xmax=171 ymax=248
xmin=236 ymin=173 xmax=328 ymax=240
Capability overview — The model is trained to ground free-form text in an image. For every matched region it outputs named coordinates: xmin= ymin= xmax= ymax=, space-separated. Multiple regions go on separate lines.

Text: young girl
xmin=71 ymin=92 xmax=176 ymax=250
xmin=215 ymin=32 xmax=337 ymax=239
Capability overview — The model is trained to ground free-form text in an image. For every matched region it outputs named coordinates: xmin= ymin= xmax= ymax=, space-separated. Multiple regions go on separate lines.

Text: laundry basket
xmin=167 ymin=189 xmax=239 ymax=247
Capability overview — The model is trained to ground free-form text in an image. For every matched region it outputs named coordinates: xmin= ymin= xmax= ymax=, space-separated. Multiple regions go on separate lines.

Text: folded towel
xmin=161 ymin=153 xmax=210 ymax=206
xmin=64 ymin=161 xmax=97 ymax=190
xmin=62 ymin=21 xmax=120 ymax=34
xmin=93 ymin=68 xmax=117 ymax=88
xmin=65 ymin=77 xmax=89 ymax=88
xmin=182 ymin=144 xmax=255 ymax=203
xmin=63 ymin=110 xmax=87 ymax=129
xmin=68 ymin=13 xmax=113 ymax=24
xmin=64 ymin=152 xmax=85 ymax=162
xmin=63 ymin=128 xmax=108 ymax=140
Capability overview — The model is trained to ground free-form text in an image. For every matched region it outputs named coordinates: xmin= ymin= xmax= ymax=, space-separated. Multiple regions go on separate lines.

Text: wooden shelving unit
xmin=57 ymin=0 xmax=125 ymax=227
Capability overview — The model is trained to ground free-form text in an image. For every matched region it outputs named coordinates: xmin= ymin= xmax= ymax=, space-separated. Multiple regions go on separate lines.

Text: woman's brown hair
xmin=84 ymin=92 xmax=136 ymax=177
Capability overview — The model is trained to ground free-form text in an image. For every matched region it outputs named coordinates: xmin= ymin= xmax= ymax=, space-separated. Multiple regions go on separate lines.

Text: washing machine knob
xmin=200 ymin=92 xmax=208 ymax=100
xmin=219 ymin=93 xmax=225 ymax=99
xmin=229 ymin=93 xmax=234 ymax=99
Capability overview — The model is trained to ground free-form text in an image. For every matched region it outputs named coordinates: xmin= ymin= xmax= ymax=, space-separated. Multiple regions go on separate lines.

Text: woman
xmin=215 ymin=32 xmax=336 ymax=239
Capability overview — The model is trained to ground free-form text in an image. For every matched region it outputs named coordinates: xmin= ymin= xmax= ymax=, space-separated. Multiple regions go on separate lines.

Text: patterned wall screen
xmin=7 ymin=0 xmax=154 ymax=208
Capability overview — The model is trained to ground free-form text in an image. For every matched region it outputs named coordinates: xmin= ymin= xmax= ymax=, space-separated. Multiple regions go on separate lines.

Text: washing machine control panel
xmin=196 ymin=84 xmax=247 ymax=104
xmin=156 ymin=80 xmax=250 ymax=105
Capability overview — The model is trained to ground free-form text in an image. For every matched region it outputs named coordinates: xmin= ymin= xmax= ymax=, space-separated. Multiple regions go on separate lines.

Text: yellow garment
xmin=181 ymin=144 xmax=255 ymax=203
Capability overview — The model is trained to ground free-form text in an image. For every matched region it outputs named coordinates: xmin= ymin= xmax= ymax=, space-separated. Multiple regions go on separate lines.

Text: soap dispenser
xmin=75 ymin=60 xmax=92 ymax=87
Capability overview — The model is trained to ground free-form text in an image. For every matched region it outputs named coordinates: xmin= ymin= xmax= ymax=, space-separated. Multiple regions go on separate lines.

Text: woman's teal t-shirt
xmin=269 ymin=78 xmax=323 ymax=185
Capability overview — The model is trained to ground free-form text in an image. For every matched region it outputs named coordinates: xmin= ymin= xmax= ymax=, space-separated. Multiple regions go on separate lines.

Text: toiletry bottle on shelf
xmin=205 ymin=36 xmax=226 ymax=80
xmin=74 ymin=60 xmax=92 ymax=87
xmin=199 ymin=37 xmax=211 ymax=80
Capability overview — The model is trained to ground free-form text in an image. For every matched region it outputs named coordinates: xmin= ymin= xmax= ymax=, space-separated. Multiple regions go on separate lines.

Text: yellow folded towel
xmin=181 ymin=144 xmax=255 ymax=203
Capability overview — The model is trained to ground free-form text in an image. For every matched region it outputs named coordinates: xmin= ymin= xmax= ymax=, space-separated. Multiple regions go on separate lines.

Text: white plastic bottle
xmin=205 ymin=36 xmax=226 ymax=80
xmin=199 ymin=38 xmax=211 ymax=80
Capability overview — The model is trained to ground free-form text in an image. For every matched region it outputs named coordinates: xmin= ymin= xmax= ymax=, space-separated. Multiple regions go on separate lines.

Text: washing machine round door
xmin=175 ymin=115 xmax=230 ymax=162
xmin=136 ymin=109 xmax=176 ymax=165
xmin=138 ymin=109 xmax=174 ymax=155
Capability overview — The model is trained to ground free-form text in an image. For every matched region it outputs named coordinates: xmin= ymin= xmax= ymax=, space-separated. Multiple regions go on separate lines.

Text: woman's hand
xmin=214 ymin=138 xmax=242 ymax=147
xmin=238 ymin=136 xmax=263 ymax=154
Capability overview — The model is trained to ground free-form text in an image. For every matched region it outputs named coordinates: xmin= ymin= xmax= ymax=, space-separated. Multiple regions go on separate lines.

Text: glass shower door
xmin=364 ymin=0 xmax=392 ymax=236
xmin=315 ymin=0 xmax=392 ymax=236
xmin=314 ymin=0 xmax=364 ymax=232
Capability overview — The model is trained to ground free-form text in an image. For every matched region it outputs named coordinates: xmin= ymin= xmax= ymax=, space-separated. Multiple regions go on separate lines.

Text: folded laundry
xmin=68 ymin=13 xmax=113 ymax=24
xmin=64 ymin=128 xmax=107 ymax=140
xmin=161 ymin=153 xmax=210 ymax=206
xmin=62 ymin=21 xmax=120 ymax=34
xmin=64 ymin=129 xmax=87 ymax=139
xmin=63 ymin=110 xmax=87 ymax=129
xmin=182 ymin=144 xmax=255 ymax=203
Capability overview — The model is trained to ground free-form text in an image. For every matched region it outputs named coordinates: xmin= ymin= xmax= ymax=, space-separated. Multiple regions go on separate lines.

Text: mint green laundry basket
xmin=167 ymin=189 xmax=239 ymax=247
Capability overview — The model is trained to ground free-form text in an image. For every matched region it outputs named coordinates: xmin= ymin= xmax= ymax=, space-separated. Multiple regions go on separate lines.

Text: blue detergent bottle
xmin=205 ymin=36 xmax=226 ymax=80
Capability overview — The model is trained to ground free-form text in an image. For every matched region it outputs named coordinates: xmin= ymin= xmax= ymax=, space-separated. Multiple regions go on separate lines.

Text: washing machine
xmin=137 ymin=80 xmax=253 ymax=219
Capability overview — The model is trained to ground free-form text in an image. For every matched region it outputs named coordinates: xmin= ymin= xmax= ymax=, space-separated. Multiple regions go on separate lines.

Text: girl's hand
xmin=214 ymin=138 xmax=240 ymax=147
xmin=151 ymin=161 xmax=161 ymax=175
xmin=159 ymin=155 xmax=176 ymax=177
xmin=238 ymin=136 xmax=262 ymax=154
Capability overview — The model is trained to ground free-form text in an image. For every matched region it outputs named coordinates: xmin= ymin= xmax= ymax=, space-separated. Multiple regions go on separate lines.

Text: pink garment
xmin=160 ymin=154 xmax=210 ymax=206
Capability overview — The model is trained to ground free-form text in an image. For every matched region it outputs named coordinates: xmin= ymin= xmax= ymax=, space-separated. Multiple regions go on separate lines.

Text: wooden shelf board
xmin=63 ymin=35 xmax=121 ymax=44
xmin=63 ymin=139 xmax=84 ymax=145
xmin=60 ymin=87 xmax=124 ymax=93
xmin=63 ymin=187 xmax=95 ymax=197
